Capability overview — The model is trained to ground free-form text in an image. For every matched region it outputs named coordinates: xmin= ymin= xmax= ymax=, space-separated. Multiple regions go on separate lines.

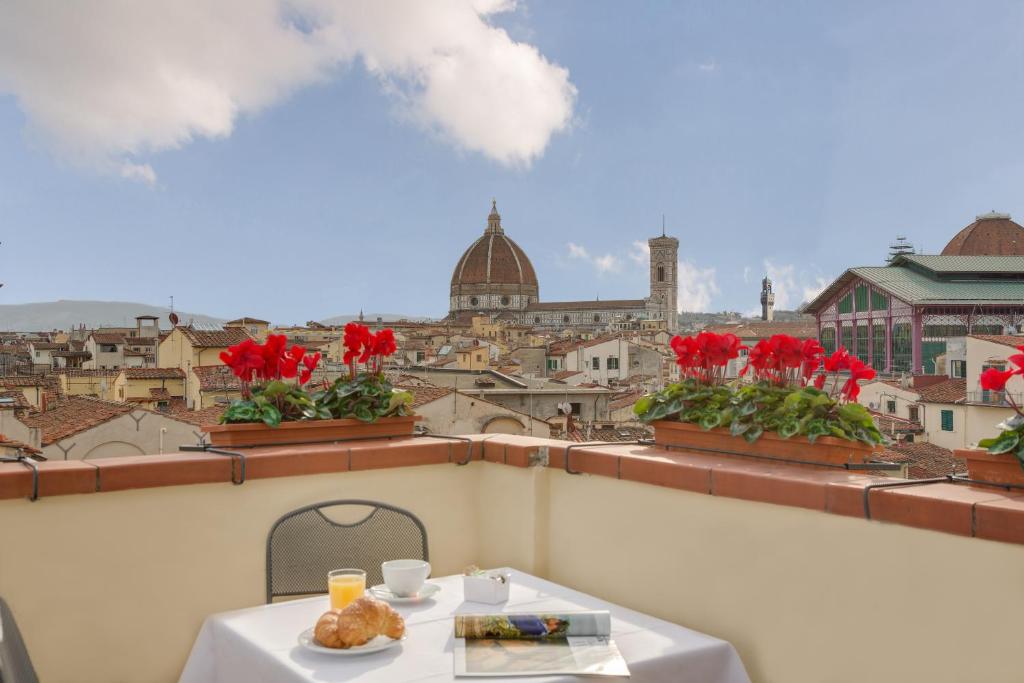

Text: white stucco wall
xmin=26 ymin=410 xmax=204 ymax=461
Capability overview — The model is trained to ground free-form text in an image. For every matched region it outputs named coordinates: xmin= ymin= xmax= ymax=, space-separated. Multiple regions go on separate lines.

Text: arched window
xmin=469 ymin=296 xmax=479 ymax=306
xmin=534 ymin=316 xmax=541 ymax=324
xmin=563 ymin=315 xmax=570 ymax=323
xmin=501 ymin=296 xmax=510 ymax=306
xmin=657 ymin=265 xmax=665 ymax=282
xmin=593 ymin=314 xmax=600 ymax=322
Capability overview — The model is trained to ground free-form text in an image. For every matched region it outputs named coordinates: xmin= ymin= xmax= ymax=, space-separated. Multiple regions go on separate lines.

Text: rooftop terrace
xmin=1 ymin=434 xmax=1021 ymax=681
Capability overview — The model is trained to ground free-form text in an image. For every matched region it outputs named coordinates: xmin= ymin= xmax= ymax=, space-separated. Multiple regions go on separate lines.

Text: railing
xmin=966 ymin=391 xmax=1024 ymax=407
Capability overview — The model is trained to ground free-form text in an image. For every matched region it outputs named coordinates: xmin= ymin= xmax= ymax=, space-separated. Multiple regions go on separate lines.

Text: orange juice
xmin=329 ymin=573 xmax=365 ymax=609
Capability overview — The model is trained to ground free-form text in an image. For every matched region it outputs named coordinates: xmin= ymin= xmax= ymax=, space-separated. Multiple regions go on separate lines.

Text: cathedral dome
xmin=941 ymin=212 xmax=1024 ymax=256
xmin=449 ymin=201 xmax=539 ymax=314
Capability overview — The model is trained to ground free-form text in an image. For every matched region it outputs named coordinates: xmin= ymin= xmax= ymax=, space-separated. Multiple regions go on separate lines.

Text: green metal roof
xmin=895 ymin=254 xmax=1024 ymax=273
xmin=849 ymin=266 xmax=1024 ymax=304
xmin=804 ymin=255 xmax=1024 ymax=312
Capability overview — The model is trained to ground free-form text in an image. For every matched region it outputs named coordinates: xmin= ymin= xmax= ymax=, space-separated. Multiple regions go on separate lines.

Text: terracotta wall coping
xmin=2 ymin=434 xmax=1023 ymax=547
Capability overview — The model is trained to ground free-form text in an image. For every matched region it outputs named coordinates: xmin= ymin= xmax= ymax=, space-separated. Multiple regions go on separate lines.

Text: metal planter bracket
xmin=179 ymin=443 xmax=247 ymax=485
xmin=564 ymin=441 xmax=640 ymax=475
xmin=0 ymin=454 xmax=40 ymax=501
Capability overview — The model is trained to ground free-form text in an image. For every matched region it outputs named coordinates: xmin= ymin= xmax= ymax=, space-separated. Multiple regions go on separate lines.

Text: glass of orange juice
xmin=328 ymin=568 xmax=366 ymax=609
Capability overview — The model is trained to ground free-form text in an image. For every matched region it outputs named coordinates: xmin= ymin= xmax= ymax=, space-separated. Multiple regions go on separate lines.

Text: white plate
xmin=368 ymin=582 xmax=441 ymax=603
xmin=297 ymin=628 xmax=404 ymax=656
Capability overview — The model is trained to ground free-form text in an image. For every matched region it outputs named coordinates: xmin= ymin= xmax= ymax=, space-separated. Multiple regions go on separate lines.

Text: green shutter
xmin=854 ymin=285 xmax=869 ymax=312
xmin=820 ymin=327 xmax=836 ymax=355
xmin=871 ymin=323 xmax=886 ymax=370
xmin=837 ymin=293 xmax=853 ymax=314
xmin=891 ymin=323 xmax=912 ymax=373
xmin=856 ymin=324 xmax=869 ymax=362
xmin=871 ymin=290 xmax=889 ymax=311
xmin=941 ymin=410 xmax=953 ymax=431
xmin=840 ymin=325 xmax=854 ymax=353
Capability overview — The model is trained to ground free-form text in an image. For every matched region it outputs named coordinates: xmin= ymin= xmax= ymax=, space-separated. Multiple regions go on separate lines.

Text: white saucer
xmin=298 ymin=628 xmax=404 ymax=655
xmin=368 ymin=582 xmax=441 ymax=603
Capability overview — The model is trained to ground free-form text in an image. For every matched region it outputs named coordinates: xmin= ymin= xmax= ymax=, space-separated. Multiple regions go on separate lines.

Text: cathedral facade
xmin=449 ymin=201 xmax=679 ymax=332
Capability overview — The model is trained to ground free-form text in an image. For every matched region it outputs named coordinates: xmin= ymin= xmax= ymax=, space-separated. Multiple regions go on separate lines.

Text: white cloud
xmin=567 ymin=242 xmax=589 ymax=260
xmin=566 ymin=242 xmax=620 ymax=273
xmin=742 ymin=265 xmax=751 ymax=284
xmin=119 ymin=161 xmax=157 ymax=186
xmin=697 ymin=59 xmax=718 ymax=73
xmin=0 ymin=0 xmax=576 ymax=180
xmin=677 ymin=260 xmax=720 ymax=313
xmin=762 ymin=260 xmax=828 ymax=310
xmin=629 ymin=240 xmax=649 ymax=266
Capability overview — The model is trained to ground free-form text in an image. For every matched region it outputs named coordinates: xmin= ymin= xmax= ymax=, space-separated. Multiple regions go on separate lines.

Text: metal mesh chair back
xmin=0 ymin=597 xmax=39 ymax=683
xmin=266 ymin=500 xmax=429 ymax=603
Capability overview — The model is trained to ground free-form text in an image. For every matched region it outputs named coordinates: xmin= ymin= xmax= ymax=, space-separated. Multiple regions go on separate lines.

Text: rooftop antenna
xmin=661 ymin=214 xmax=666 ymax=237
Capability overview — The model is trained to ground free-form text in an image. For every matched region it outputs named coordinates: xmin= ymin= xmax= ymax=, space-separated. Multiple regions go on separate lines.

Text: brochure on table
xmin=453 ymin=610 xmax=629 ymax=678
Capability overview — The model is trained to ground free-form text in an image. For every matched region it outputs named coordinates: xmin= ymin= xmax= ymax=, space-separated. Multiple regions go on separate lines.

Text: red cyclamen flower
xmin=840 ymin=357 xmax=876 ymax=402
xmin=980 ymin=367 xmax=1016 ymax=392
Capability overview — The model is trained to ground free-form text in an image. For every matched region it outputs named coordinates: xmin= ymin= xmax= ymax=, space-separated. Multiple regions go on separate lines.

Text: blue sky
xmin=1 ymin=1 xmax=1022 ymax=323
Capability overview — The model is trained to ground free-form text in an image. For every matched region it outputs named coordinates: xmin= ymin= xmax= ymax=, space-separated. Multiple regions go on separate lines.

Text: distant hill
xmin=320 ymin=313 xmax=432 ymax=326
xmin=0 ymin=300 xmax=224 ymax=332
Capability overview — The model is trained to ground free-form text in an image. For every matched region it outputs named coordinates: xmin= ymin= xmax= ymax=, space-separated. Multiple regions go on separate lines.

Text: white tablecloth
xmin=179 ymin=569 xmax=750 ymax=683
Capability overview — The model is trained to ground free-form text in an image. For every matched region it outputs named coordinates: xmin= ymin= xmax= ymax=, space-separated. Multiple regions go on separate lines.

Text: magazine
xmin=453 ymin=611 xmax=629 ymax=678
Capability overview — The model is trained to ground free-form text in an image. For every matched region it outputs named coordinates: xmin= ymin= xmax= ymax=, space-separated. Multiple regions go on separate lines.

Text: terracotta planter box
xmin=958 ymin=448 xmax=1024 ymax=487
xmin=652 ymin=420 xmax=880 ymax=467
xmin=203 ymin=416 xmax=419 ymax=448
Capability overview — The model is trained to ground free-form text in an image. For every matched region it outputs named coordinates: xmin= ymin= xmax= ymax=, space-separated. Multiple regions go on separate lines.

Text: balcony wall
xmin=0 ymin=436 xmax=1023 ymax=682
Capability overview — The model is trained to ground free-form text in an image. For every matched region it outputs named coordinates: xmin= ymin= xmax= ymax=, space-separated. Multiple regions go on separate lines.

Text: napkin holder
xmin=463 ymin=569 xmax=511 ymax=604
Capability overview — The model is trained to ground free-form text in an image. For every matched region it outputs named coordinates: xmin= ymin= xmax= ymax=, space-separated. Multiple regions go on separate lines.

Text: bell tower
xmin=648 ymin=225 xmax=679 ymax=332
xmin=760 ymin=276 xmax=775 ymax=321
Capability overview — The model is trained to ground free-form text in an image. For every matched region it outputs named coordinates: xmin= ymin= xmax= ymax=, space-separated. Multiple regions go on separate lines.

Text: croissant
xmin=314 ymin=597 xmax=405 ymax=649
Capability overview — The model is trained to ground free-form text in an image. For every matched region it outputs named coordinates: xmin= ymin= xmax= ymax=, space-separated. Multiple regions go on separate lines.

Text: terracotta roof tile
xmin=191 ymin=365 xmax=241 ymax=392
xmin=565 ymin=424 xmax=653 ymax=443
xmin=525 ymin=299 xmax=646 ymax=312
xmin=396 ymin=385 xmax=453 ymax=408
xmin=0 ymin=434 xmax=42 ymax=456
xmin=89 ymin=333 xmax=125 ymax=344
xmin=941 ymin=215 xmax=1024 ymax=256
xmin=162 ymin=402 xmax=225 ymax=427
xmin=702 ymin=320 xmax=817 ymax=339
xmin=0 ymin=391 xmax=31 ymax=410
xmin=551 ymin=370 xmax=582 ymax=381
xmin=916 ymin=378 xmax=967 ymax=404
xmin=122 ymin=368 xmax=185 ymax=379
xmin=880 ymin=442 xmax=966 ymax=479
xmin=20 ymin=396 xmax=135 ymax=445
xmin=177 ymin=326 xmax=252 ymax=348
xmin=609 ymin=391 xmax=643 ymax=410
xmin=969 ymin=334 xmax=1024 ymax=349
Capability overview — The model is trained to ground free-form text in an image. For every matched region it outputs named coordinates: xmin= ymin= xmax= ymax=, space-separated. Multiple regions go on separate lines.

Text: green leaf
xmin=988 ymin=432 xmax=1020 ymax=455
xmin=730 ymin=419 xmax=750 ymax=436
xmin=633 ymin=396 xmax=654 ymax=416
xmin=838 ymin=402 xmax=871 ymax=423
xmin=777 ymin=421 xmax=799 ymax=439
xmin=978 ymin=437 xmax=996 ymax=448
xmin=699 ymin=412 xmax=721 ymax=430
xmin=261 ymin=404 xmax=282 ymax=428
xmin=742 ymin=424 xmax=764 ymax=443
xmin=262 ymin=380 xmax=291 ymax=399
xmin=645 ymin=401 xmax=671 ymax=422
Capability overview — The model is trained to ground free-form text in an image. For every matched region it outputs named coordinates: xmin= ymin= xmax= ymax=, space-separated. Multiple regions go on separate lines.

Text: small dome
xmin=941 ymin=213 xmax=1024 ymax=256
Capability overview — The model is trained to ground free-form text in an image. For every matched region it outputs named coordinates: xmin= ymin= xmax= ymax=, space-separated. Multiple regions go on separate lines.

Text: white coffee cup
xmin=382 ymin=559 xmax=431 ymax=597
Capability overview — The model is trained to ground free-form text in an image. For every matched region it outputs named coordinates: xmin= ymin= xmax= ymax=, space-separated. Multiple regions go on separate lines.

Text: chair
xmin=0 ymin=597 xmax=39 ymax=683
xmin=266 ymin=500 xmax=429 ymax=603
